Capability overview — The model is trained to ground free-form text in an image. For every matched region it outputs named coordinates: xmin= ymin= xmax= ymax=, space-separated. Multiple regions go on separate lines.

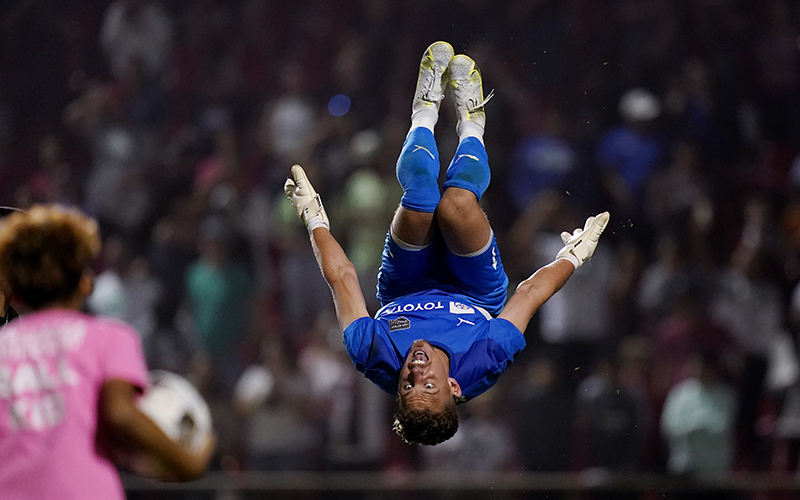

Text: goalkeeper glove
xmin=556 ymin=211 xmax=610 ymax=269
xmin=284 ymin=165 xmax=330 ymax=232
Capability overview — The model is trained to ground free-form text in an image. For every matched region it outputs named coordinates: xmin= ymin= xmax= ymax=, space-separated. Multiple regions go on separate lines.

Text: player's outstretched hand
xmin=284 ymin=165 xmax=330 ymax=231
xmin=555 ymin=211 xmax=610 ymax=269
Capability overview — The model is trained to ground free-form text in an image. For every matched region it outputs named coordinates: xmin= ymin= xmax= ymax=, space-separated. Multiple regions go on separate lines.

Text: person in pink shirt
xmin=0 ymin=205 xmax=214 ymax=500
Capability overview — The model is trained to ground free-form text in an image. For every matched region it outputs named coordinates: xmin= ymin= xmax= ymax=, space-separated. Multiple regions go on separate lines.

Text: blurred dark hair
xmin=0 ymin=205 xmax=99 ymax=309
xmin=393 ymin=401 xmax=459 ymax=446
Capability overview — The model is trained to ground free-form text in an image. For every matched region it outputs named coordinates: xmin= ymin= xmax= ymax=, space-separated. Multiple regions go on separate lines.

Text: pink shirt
xmin=0 ymin=309 xmax=148 ymax=500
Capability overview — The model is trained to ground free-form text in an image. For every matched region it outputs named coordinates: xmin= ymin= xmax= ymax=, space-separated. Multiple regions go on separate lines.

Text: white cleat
xmin=412 ymin=41 xmax=455 ymax=116
xmin=447 ymin=54 xmax=494 ymax=131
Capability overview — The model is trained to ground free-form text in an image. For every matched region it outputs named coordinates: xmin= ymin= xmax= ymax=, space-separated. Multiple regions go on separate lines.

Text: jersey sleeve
xmin=489 ymin=318 xmax=527 ymax=355
xmin=343 ymin=317 xmax=399 ymax=396
xmin=458 ymin=318 xmax=527 ymax=401
xmin=342 ymin=316 xmax=375 ymax=373
xmin=99 ymin=319 xmax=149 ymax=390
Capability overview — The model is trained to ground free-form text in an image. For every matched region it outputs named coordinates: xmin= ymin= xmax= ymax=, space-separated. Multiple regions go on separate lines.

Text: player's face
xmin=397 ymin=340 xmax=455 ymax=411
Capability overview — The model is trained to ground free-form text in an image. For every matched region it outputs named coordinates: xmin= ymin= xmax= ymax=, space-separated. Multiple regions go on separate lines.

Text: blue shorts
xmin=376 ymin=231 xmax=509 ymax=317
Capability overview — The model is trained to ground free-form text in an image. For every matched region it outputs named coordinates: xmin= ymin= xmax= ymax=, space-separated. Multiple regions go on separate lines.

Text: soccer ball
xmin=138 ymin=370 xmax=212 ymax=452
xmin=122 ymin=370 xmax=213 ymax=479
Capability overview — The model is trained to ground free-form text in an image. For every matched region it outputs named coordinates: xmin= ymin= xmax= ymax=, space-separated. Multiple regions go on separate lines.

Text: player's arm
xmin=499 ymin=259 xmax=574 ymax=333
xmin=285 ymin=165 xmax=370 ymax=330
xmin=100 ymin=379 xmax=214 ymax=481
xmin=310 ymin=227 xmax=370 ymax=330
xmin=499 ymin=212 xmax=610 ymax=333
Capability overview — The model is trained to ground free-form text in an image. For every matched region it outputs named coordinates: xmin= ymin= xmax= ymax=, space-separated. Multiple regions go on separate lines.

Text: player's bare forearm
xmin=309 ymin=226 xmax=370 ymax=330
xmin=500 ymin=211 xmax=609 ymax=332
xmin=285 ymin=164 xmax=367 ymax=329
xmin=100 ymin=379 xmax=213 ymax=481
xmin=498 ymin=259 xmax=574 ymax=333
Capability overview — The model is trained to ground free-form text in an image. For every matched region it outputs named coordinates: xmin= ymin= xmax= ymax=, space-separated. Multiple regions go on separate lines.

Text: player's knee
xmin=437 ymin=188 xmax=479 ymax=222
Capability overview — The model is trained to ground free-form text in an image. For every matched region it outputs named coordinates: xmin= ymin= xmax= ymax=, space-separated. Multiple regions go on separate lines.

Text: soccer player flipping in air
xmin=285 ymin=41 xmax=610 ymax=446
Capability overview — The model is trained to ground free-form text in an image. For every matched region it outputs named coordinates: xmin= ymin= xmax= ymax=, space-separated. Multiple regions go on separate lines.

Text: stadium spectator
xmin=574 ymin=352 xmax=649 ymax=474
xmin=87 ymin=234 xmax=163 ymax=351
xmin=509 ymin=352 xmax=575 ymax=472
xmin=184 ymin=215 xmax=254 ymax=395
xmin=710 ymin=240 xmax=785 ymax=470
xmin=100 ymin=0 xmax=173 ymax=80
xmin=506 ymin=106 xmax=585 ymax=214
xmin=644 ymin=139 xmax=714 ymax=247
xmin=234 ymin=336 xmax=321 ymax=471
xmin=596 ymin=87 xmax=667 ymax=234
xmin=652 ymin=276 xmax=735 ymax=388
xmin=661 ymin=350 xmax=738 ymax=497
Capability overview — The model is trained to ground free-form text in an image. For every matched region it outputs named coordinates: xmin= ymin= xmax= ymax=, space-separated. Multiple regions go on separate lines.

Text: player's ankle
xmin=411 ymin=108 xmax=439 ymax=134
xmin=457 ymin=121 xmax=484 ymax=145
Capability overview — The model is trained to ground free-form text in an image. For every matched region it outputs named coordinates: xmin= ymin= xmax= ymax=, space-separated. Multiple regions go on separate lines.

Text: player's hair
xmin=392 ymin=399 xmax=459 ymax=446
xmin=0 ymin=205 xmax=100 ymax=309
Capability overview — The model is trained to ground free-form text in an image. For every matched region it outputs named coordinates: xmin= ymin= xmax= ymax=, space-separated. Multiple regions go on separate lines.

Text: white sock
xmin=410 ymin=108 xmax=438 ymax=134
xmin=458 ymin=121 xmax=485 ymax=145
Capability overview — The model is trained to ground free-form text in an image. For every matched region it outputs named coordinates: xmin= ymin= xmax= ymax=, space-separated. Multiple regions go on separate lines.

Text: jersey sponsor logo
xmin=389 ymin=317 xmax=411 ymax=331
xmin=449 ymin=302 xmax=475 ymax=314
xmin=382 ymin=301 xmax=444 ymax=315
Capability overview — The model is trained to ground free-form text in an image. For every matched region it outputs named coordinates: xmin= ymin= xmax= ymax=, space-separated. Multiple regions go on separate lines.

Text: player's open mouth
xmin=411 ymin=350 xmax=429 ymax=365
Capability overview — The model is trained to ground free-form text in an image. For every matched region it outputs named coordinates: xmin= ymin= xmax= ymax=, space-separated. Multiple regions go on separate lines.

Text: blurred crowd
xmin=2 ymin=0 xmax=800 ymax=495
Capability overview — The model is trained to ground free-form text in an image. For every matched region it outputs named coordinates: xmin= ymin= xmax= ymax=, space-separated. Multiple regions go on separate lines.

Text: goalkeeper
xmin=285 ymin=42 xmax=610 ymax=446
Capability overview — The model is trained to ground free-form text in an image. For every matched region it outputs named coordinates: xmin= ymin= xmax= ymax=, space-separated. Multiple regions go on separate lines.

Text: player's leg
xmin=437 ymin=54 xmax=494 ymax=255
xmin=390 ymin=41 xmax=454 ymax=247
xmin=436 ymin=54 xmax=508 ymax=315
xmin=376 ymin=42 xmax=454 ymax=305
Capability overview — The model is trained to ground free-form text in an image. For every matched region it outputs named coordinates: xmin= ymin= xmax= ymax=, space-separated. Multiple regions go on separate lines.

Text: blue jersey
xmin=343 ymin=289 xmax=525 ymax=402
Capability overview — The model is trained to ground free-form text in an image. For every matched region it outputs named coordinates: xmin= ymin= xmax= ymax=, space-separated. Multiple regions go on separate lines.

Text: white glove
xmin=556 ymin=211 xmax=610 ymax=269
xmin=284 ymin=165 xmax=330 ymax=232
